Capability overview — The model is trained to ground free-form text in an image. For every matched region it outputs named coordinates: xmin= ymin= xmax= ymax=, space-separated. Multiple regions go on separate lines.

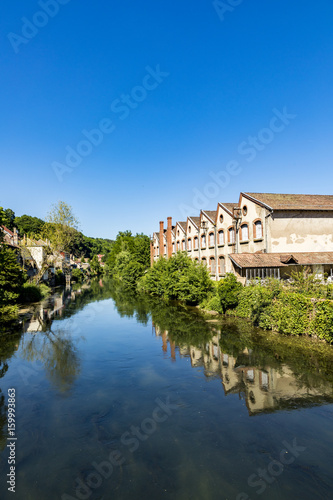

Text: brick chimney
xmin=159 ymin=221 xmax=164 ymax=257
xmin=167 ymin=217 xmax=172 ymax=258
xmin=13 ymin=228 xmax=19 ymax=246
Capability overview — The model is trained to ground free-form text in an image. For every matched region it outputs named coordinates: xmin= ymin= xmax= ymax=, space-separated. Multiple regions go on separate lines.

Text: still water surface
xmin=0 ymin=281 xmax=333 ymax=500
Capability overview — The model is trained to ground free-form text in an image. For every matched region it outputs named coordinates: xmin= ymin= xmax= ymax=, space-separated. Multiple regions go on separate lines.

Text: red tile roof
xmin=219 ymin=203 xmax=237 ymax=215
xmin=178 ymin=221 xmax=187 ymax=232
xmin=188 ymin=216 xmax=200 ymax=228
xmin=230 ymin=252 xmax=333 ymax=268
xmin=202 ymin=210 xmax=217 ymax=224
xmin=1 ymin=225 xmax=14 ymax=236
xmin=242 ymin=193 xmax=333 ymax=211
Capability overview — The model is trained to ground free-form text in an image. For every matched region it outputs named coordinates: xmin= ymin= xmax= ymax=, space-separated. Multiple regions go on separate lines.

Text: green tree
xmin=139 ymin=252 xmax=213 ymax=305
xmin=89 ymin=255 xmax=103 ymax=276
xmin=44 ymin=201 xmax=79 ymax=253
xmin=218 ymin=273 xmax=243 ymax=313
xmin=14 ymin=214 xmax=44 ymax=236
xmin=0 ymin=210 xmax=25 ymax=322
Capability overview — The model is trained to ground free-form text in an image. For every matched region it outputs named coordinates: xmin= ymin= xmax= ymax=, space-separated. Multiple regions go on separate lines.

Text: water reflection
xmin=153 ymin=323 xmax=333 ymax=415
xmin=0 ymin=331 xmax=21 ymax=451
xmin=107 ymin=285 xmax=333 ymax=417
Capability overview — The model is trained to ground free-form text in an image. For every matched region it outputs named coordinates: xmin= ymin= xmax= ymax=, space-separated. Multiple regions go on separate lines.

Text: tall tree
xmin=14 ymin=214 xmax=44 ymax=236
xmin=44 ymin=201 xmax=79 ymax=253
xmin=0 ymin=207 xmax=15 ymax=231
xmin=0 ymin=210 xmax=25 ymax=322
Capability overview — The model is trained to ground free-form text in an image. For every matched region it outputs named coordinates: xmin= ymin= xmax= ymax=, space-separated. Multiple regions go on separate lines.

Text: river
xmin=0 ymin=280 xmax=332 ymax=500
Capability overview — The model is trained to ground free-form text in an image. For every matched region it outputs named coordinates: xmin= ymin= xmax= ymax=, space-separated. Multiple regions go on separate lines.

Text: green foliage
xmin=14 ymin=214 xmax=44 ymax=237
xmin=0 ymin=208 xmax=16 ymax=231
xmin=106 ymin=232 xmax=150 ymax=289
xmin=228 ymin=276 xmax=333 ymax=342
xmin=44 ymin=201 xmax=79 ymax=253
xmin=106 ymin=232 xmax=150 ymax=270
xmin=0 ymin=244 xmax=25 ymax=323
xmin=139 ymin=252 xmax=213 ymax=305
xmin=218 ymin=273 xmax=243 ymax=313
xmin=288 ymin=267 xmax=322 ymax=293
xmin=89 ymin=255 xmax=103 ymax=276
xmin=19 ymin=283 xmax=51 ymax=304
xmin=55 ymin=269 xmax=65 ymax=286
xmin=311 ymin=300 xmax=333 ymax=343
xmin=121 ymin=261 xmax=145 ymax=288
xmin=71 ymin=268 xmax=84 ymax=283
xmin=19 ymin=283 xmax=42 ymax=303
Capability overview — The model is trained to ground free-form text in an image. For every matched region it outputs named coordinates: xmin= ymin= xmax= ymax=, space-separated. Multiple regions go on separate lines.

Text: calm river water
xmin=0 ymin=280 xmax=333 ymax=500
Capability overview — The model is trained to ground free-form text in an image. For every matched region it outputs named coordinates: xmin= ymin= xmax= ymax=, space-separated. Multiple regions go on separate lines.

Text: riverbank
xmin=198 ymin=273 xmax=333 ymax=344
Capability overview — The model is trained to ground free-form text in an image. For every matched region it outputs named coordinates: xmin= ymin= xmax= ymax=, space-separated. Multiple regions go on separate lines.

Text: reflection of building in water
xmin=153 ymin=325 xmax=333 ymax=416
xmin=153 ymin=324 xmax=177 ymax=361
xmin=23 ymin=289 xmax=81 ymax=333
xmin=221 ymin=356 xmax=333 ymax=415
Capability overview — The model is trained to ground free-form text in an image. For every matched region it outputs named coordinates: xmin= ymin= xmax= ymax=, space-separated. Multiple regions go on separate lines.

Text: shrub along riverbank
xmin=136 ymin=254 xmax=333 ymax=344
xmin=203 ymin=271 xmax=333 ymax=343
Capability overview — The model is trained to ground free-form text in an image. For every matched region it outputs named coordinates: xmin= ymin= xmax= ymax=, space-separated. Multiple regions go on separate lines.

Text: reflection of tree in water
xmin=0 ymin=332 xmax=22 ymax=450
xmin=218 ymin=318 xmax=333 ymax=390
xmin=109 ymin=283 xmax=333 ymax=406
xmin=109 ymin=284 xmax=215 ymax=346
xmin=20 ymin=327 xmax=81 ymax=393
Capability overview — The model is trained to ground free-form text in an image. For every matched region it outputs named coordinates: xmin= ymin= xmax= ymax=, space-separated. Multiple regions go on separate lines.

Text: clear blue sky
xmin=1 ymin=0 xmax=333 ymax=239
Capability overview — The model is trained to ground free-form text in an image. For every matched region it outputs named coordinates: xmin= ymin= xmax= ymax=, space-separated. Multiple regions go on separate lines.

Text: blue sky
xmin=1 ymin=0 xmax=333 ymax=239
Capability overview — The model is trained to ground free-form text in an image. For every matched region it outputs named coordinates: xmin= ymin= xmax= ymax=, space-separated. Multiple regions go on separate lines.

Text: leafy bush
xmin=139 ymin=252 xmax=213 ymax=305
xmin=121 ymin=261 xmax=145 ymax=288
xmin=218 ymin=273 xmax=243 ymax=313
xmin=55 ymin=269 xmax=65 ymax=286
xmin=19 ymin=283 xmax=51 ymax=304
xmin=311 ymin=300 xmax=333 ymax=343
xmin=19 ymin=283 xmax=42 ymax=303
xmin=71 ymin=268 xmax=84 ymax=283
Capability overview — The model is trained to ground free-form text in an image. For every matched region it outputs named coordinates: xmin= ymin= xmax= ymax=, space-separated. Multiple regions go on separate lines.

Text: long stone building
xmin=151 ymin=192 xmax=333 ymax=282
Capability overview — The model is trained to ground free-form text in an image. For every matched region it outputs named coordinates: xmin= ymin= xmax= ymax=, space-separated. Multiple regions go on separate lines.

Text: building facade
xmin=151 ymin=192 xmax=333 ymax=282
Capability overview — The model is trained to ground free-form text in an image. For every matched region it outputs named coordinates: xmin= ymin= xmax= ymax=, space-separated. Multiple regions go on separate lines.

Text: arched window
xmin=209 ymin=232 xmax=215 ymax=247
xmin=254 ymin=220 xmax=263 ymax=239
xmin=194 ymin=236 xmax=198 ymax=249
xmin=228 ymin=227 xmax=235 ymax=244
xmin=172 ymin=242 xmax=175 ymax=253
xmin=188 ymin=238 xmax=192 ymax=251
xmin=176 ymin=241 xmax=180 ymax=251
xmin=218 ymin=230 xmax=224 ymax=245
xmin=181 ymin=240 xmax=185 ymax=251
xmin=240 ymin=224 xmax=249 ymax=241
xmin=202 ymin=257 xmax=207 ymax=267
xmin=218 ymin=256 xmax=225 ymax=275
xmin=210 ymin=257 xmax=216 ymax=273
xmin=201 ymin=234 xmax=206 ymax=248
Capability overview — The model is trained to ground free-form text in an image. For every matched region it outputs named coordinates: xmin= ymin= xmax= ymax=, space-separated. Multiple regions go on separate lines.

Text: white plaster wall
xmin=269 ymin=211 xmax=333 ymax=252
xmin=27 ymin=247 xmax=45 ymax=270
